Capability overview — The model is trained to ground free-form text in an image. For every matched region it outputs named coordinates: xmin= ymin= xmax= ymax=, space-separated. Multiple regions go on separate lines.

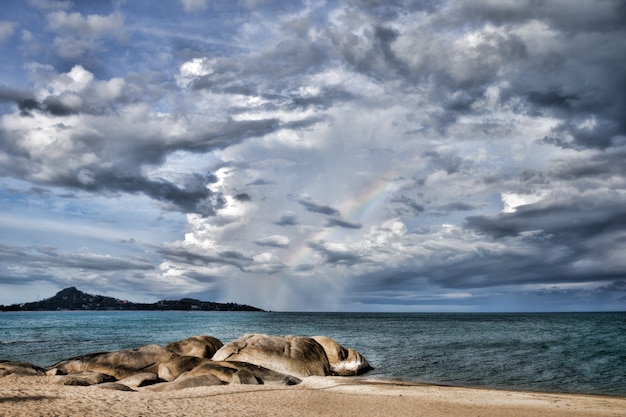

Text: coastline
xmin=1 ymin=374 xmax=625 ymax=417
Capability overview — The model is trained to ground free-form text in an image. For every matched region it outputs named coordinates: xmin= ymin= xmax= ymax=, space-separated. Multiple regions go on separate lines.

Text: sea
xmin=1 ymin=311 xmax=625 ymax=397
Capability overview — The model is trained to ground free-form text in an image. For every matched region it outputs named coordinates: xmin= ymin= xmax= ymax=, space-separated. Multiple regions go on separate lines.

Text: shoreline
xmin=358 ymin=375 xmax=626 ymax=399
xmin=1 ymin=374 xmax=625 ymax=417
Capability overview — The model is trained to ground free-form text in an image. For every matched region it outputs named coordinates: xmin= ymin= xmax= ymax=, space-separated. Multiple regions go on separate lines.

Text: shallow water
xmin=1 ymin=311 xmax=624 ymax=396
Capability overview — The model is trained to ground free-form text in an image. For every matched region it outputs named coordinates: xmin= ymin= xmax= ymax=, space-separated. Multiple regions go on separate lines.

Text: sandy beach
xmin=1 ymin=374 xmax=624 ymax=417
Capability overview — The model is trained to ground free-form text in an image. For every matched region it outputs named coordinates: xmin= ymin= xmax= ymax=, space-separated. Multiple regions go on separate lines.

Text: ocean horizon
xmin=1 ymin=311 xmax=624 ymax=397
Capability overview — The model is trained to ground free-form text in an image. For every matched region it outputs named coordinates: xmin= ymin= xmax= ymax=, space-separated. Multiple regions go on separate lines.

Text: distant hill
xmin=0 ymin=287 xmax=264 ymax=312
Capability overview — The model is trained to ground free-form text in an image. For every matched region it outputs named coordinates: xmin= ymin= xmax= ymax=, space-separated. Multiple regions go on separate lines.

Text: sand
xmin=0 ymin=374 xmax=624 ymax=417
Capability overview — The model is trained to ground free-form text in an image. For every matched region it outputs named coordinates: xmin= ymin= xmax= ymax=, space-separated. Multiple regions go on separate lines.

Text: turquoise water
xmin=1 ymin=311 xmax=625 ymax=396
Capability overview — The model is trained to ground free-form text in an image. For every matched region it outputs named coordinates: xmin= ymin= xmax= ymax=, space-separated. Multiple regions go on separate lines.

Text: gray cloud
xmin=307 ymin=241 xmax=363 ymax=266
xmin=390 ymin=195 xmax=426 ymax=214
xmin=254 ymin=235 xmax=290 ymax=248
xmin=159 ymin=246 xmax=253 ymax=271
xmin=298 ymin=199 xmax=341 ymax=216
xmin=325 ymin=217 xmax=363 ymax=229
xmin=0 ymin=244 xmax=154 ymax=281
xmin=275 ymin=213 xmax=298 ymax=226
xmin=2 ymin=0 xmax=626 ymax=311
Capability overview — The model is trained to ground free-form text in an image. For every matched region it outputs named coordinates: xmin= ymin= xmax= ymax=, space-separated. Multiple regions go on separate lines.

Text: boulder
xmin=53 ymin=371 xmax=115 ymax=386
xmin=49 ymin=344 xmax=177 ymax=380
xmin=166 ymin=335 xmax=223 ymax=358
xmin=311 ymin=336 xmax=372 ymax=376
xmin=0 ymin=360 xmax=46 ymax=377
xmin=212 ymin=334 xmax=331 ymax=378
xmin=183 ymin=361 xmax=238 ymax=383
xmin=231 ymin=369 xmax=259 ymax=385
xmin=148 ymin=374 xmax=224 ymax=392
xmin=117 ymin=372 xmax=161 ymax=388
xmin=183 ymin=360 xmax=300 ymax=385
xmin=157 ymin=356 xmax=206 ymax=382
xmin=225 ymin=361 xmax=301 ymax=385
xmin=95 ymin=382 xmax=136 ymax=391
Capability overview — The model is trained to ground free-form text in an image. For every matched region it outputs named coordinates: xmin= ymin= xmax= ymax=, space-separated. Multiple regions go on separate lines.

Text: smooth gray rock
xmin=0 ymin=360 xmax=46 ymax=377
xmin=49 ymin=344 xmax=177 ymax=380
xmin=166 ymin=335 xmax=223 ymax=358
xmin=212 ymin=334 xmax=331 ymax=378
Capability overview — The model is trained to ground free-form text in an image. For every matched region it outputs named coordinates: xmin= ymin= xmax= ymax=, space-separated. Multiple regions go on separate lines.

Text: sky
xmin=0 ymin=0 xmax=625 ymax=312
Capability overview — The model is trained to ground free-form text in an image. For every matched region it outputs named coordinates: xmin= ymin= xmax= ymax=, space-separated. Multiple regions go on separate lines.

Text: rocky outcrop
xmin=212 ymin=334 xmax=331 ymax=378
xmin=147 ymin=374 xmax=224 ymax=392
xmin=95 ymin=382 xmax=137 ymax=391
xmin=49 ymin=344 xmax=177 ymax=379
xmin=0 ymin=360 xmax=46 ymax=377
xmin=52 ymin=371 xmax=115 ymax=386
xmin=165 ymin=335 xmax=223 ymax=358
xmin=117 ymin=372 xmax=161 ymax=388
xmin=2 ymin=333 xmax=370 ymax=392
xmin=158 ymin=356 xmax=206 ymax=381
xmin=183 ymin=360 xmax=300 ymax=385
xmin=312 ymin=336 xmax=372 ymax=376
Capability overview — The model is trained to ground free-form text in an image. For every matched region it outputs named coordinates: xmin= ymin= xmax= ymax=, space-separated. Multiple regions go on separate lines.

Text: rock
xmin=212 ymin=334 xmax=331 ymax=378
xmin=95 ymin=382 xmax=136 ymax=391
xmin=45 ymin=368 xmax=65 ymax=376
xmin=49 ymin=344 xmax=177 ymax=379
xmin=148 ymin=374 xmax=224 ymax=391
xmin=225 ymin=361 xmax=301 ymax=385
xmin=53 ymin=371 xmax=115 ymax=386
xmin=183 ymin=361 xmax=238 ymax=383
xmin=231 ymin=369 xmax=259 ymax=385
xmin=311 ymin=336 xmax=372 ymax=376
xmin=166 ymin=335 xmax=223 ymax=358
xmin=117 ymin=372 xmax=161 ymax=388
xmin=0 ymin=360 xmax=46 ymax=377
xmin=157 ymin=356 xmax=206 ymax=381
xmin=170 ymin=359 xmax=300 ymax=385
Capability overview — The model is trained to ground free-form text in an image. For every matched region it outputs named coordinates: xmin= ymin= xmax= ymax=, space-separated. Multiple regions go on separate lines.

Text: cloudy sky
xmin=1 ymin=0 xmax=625 ymax=312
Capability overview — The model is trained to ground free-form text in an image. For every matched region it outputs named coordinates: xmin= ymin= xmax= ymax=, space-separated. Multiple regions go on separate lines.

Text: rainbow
xmin=284 ymin=176 xmax=391 ymax=268
xmin=258 ymin=175 xmax=394 ymax=306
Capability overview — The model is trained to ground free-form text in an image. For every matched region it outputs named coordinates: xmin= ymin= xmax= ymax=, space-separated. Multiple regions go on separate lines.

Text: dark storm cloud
xmin=390 ymin=195 xmax=426 ymax=214
xmin=325 ymin=217 xmax=363 ymax=229
xmin=298 ymin=198 xmax=340 ymax=216
xmin=443 ymin=199 xmax=626 ymax=289
xmin=438 ymin=202 xmax=476 ymax=212
xmin=0 ymin=85 xmax=33 ymax=104
xmin=306 ymin=241 xmax=362 ymax=266
xmin=180 ymin=271 xmax=221 ymax=284
xmin=247 ymin=179 xmax=273 ymax=186
xmin=423 ymin=150 xmax=465 ymax=174
xmin=453 ymin=0 xmax=626 ymax=32
xmin=0 ymin=113 xmax=283 ymax=215
xmin=345 ymin=0 xmax=442 ymax=20
xmin=332 ymin=0 xmax=626 ymax=149
xmin=233 ymin=193 xmax=251 ymax=202
xmin=0 ymin=244 xmax=154 ymax=277
xmin=85 ymin=172 xmax=222 ymax=217
xmin=274 ymin=212 xmax=298 ymax=226
xmin=159 ymin=246 xmax=254 ymax=271
xmin=0 ymin=85 xmax=40 ymax=116
xmin=550 ymin=150 xmax=626 ymax=180
xmin=465 ymin=199 xmax=626 ymax=242
xmin=289 ymin=88 xmax=356 ymax=110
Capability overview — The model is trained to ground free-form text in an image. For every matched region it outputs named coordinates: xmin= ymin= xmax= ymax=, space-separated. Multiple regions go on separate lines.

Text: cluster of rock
xmin=0 ymin=334 xmax=372 ymax=392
